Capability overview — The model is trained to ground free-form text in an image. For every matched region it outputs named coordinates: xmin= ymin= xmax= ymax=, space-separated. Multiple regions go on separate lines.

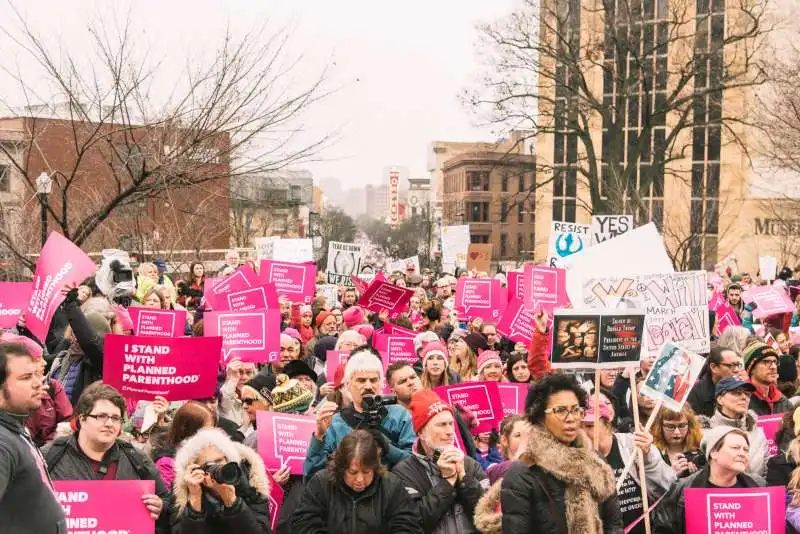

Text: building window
xmin=518 ymin=202 xmax=524 ymax=223
xmin=468 ymin=202 xmax=489 ymax=223
xmin=517 ymin=233 xmax=524 ymax=256
xmin=468 ymin=171 xmax=489 ymax=192
xmin=500 ymin=200 xmax=508 ymax=223
xmin=500 ymin=233 xmax=508 ymax=259
xmin=501 ymin=173 xmax=509 ymax=192
xmin=0 ymin=165 xmax=9 ymax=192
xmin=470 ymin=234 xmax=489 ymax=244
xmin=518 ymin=173 xmax=525 ymax=193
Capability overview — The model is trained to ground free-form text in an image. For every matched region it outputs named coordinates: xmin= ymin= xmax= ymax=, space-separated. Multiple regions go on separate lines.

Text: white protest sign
xmin=582 ymin=271 xmax=710 ymax=357
xmin=273 ymin=239 xmax=313 ymax=263
xmin=441 ymin=225 xmax=470 ymax=273
xmin=388 ymin=256 xmax=420 ymax=274
xmin=254 ymin=236 xmax=280 ymax=262
xmin=547 ymin=221 xmax=590 ymax=268
xmin=590 ymin=215 xmax=634 ymax=245
xmin=317 ymin=284 xmax=339 ymax=309
xmin=759 ymin=256 xmax=777 ymax=281
xmin=563 ymin=222 xmax=674 ymax=305
xmin=326 ymin=241 xmax=363 ymax=286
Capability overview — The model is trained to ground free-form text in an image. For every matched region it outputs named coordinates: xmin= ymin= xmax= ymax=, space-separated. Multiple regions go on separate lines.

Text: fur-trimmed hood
xmin=474 ymin=479 xmax=502 ymax=534
xmin=698 ymin=409 xmax=757 ymax=432
xmin=173 ymin=437 xmax=270 ymax=513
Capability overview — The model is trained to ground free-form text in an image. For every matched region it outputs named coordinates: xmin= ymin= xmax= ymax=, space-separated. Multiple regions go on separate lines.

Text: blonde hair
xmin=450 ymin=345 xmax=477 ymax=380
xmin=138 ymin=262 xmax=158 ymax=277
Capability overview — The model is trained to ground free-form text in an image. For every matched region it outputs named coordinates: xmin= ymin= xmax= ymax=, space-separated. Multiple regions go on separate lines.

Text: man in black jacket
xmin=687 ymin=347 xmax=745 ymax=417
xmin=392 ymin=389 xmax=488 ymax=533
xmin=0 ymin=342 xmax=67 ymax=533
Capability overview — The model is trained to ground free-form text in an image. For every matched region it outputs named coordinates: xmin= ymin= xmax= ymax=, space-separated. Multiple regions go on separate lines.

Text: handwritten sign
xmin=590 ymin=214 xmax=633 ymax=245
xmin=547 ymin=221 xmax=590 ymax=268
xmin=466 ymin=244 xmax=492 ymax=272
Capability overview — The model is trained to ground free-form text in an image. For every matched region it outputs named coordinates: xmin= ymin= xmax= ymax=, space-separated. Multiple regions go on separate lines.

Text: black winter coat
xmin=686 ymin=371 xmax=716 ymax=417
xmin=292 ymin=470 xmax=421 ymax=534
xmin=766 ymin=450 xmax=796 ymax=488
xmin=50 ymin=299 xmax=105 ymax=405
xmin=500 ymin=461 xmax=623 ymax=534
xmin=749 ymin=392 xmax=793 ymax=416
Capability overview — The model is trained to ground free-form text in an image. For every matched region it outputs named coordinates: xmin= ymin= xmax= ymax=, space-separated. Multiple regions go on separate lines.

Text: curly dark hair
xmin=327 ymin=429 xmax=387 ymax=480
xmin=525 ymin=373 xmax=587 ymax=425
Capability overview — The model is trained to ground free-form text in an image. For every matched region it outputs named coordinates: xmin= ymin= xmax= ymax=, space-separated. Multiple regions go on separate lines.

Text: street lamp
xmin=36 ymin=172 xmax=53 ymax=247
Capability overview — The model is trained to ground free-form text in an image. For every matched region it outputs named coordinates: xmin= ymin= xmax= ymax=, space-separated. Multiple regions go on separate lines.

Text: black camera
xmin=679 ymin=451 xmax=707 ymax=477
xmin=360 ymin=394 xmax=398 ymax=427
xmin=204 ymin=461 xmax=242 ymax=485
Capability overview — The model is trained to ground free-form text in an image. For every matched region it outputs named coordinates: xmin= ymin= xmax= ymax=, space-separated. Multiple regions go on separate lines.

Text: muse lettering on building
xmin=754 ymin=218 xmax=800 ymax=236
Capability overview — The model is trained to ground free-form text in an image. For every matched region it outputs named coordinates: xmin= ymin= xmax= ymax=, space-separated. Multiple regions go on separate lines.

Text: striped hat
xmin=741 ymin=341 xmax=779 ymax=374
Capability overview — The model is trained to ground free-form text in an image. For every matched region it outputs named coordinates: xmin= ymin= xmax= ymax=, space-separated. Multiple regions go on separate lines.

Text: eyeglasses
xmin=544 ymin=406 xmax=585 ymax=420
xmin=86 ymin=414 xmax=123 ymax=425
xmin=241 ymin=398 xmax=258 ymax=406
xmin=716 ymin=361 xmax=743 ymax=371
xmin=663 ymin=423 xmax=689 ymax=432
xmin=759 ymin=358 xmax=779 ymax=367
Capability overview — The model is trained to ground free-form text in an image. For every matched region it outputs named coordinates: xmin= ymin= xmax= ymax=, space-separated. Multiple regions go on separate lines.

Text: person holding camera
xmin=392 ymin=389 xmax=488 ymax=534
xmin=304 ymin=346 xmax=416 ymax=479
xmin=292 ymin=429 xmax=422 ymax=534
xmin=697 ymin=376 xmax=769 ymax=479
xmin=652 ymin=405 xmax=705 ymax=478
xmin=172 ymin=427 xmax=271 ymax=533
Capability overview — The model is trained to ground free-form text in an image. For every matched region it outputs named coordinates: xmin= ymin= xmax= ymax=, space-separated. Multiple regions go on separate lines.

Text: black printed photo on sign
xmin=551 ymin=310 xmax=645 ymax=369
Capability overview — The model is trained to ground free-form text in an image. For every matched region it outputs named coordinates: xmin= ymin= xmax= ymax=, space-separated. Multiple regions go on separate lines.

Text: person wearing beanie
xmin=475 ymin=350 xmax=504 ymax=382
xmin=696 ymin=376 xmax=768 ymax=479
xmin=653 ymin=426 xmax=762 ymax=534
xmin=303 ymin=346 xmax=416 ymax=479
xmin=315 ymin=311 xmax=338 ymax=337
xmin=239 ymin=373 xmax=275 ymax=440
xmin=271 ymin=374 xmax=314 ymax=415
xmin=413 ymin=331 xmax=440 ymax=357
xmin=449 ymin=332 xmax=487 ymax=381
xmin=420 ymin=341 xmax=461 ymax=388
xmin=342 ymin=305 xmax=366 ymax=329
xmin=742 ymin=340 xmax=793 ymax=415
xmin=308 ymin=335 xmax=337 ymax=388
xmin=392 ymin=390 xmax=488 ymax=533
xmin=283 ymin=359 xmax=319 ymax=392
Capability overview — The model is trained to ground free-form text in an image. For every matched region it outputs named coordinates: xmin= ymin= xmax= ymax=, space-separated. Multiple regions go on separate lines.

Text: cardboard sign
xmin=684 ymin=486 xmax=785 ymax=534
xmin=325 ymin=350 xmax=349 ymax=382
xmin=257 ymin=412 xmax=316 ymax=475
xmin=506 ymin=271 xmax=525 ymax=302
xmin=759 ymin=256 xmax=778 ymax=281
xmin=103 ymin=334 xmax=221 ymax=401
xmin=254 ymin=236 xmax=279 ymax=262
xmin=54 ymin=480 xmax=154 ymax=534
xmin=317 ymin=284 xmax=339 ymax=310
xmin=551 ymin=310 xmax=645 ymax=369
xmin=326 ymin=241 xmax=363 ymax=286
xmin=497 ymin=299 xmax=537 ymax=345
xmin=640 ymin=342 xmax=705 ymax=412
xmin=204 ymin=310 xmax=281 ymax=364
xmin=273 ymin=238 xmax=314 ymax=263
xmin=260 ymin=260 xmax=316 ymax=304
xmin=590 ymin=214 xmax=634 ymax=245
xmin=26 ymin=232 xmax=97 ymax=342
xmin=523 ymin=264 xmax=569 ymax=314
xmin=454 ymin=278 xmax=506 ymax=322
xmin=497 ymin=383 xmax=528 ymax=418
xmin=388 ymin=255 xmax=420 ymax=274
xmin=581 ymin=271 xmax=710 ymax=357
xmin=757 ymin=414 xmax=783 ymax=456
xmin=207 ymin=282 xmax=279 ymax=313
xmin=715 ymin=303 xmax=742 ymax=335
xmin=547 ymin=221 xmax=590 ymax=268
xmin=441 ymin=225 xmax=470 ymax=273
xmin=357 ymin=280 xmax=414 ymax=318
xmin=435 ymin=382 xmax=504 ymax=433
xmin=0 ymin=282 xmax=32 ymax=329
xmin=128 ymin=307 xmax=186 ymax=338
xmin=267 ymin=471 xmax=284 ymax=533
xmin=747 ymin=286 xmax=794 ymax=319
xmin=466 ymin=244 xmax=493 ymax=272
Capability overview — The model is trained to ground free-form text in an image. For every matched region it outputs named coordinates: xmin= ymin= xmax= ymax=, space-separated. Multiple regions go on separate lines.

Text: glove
xmin=64 ymin=288 xmax=79 ymax=304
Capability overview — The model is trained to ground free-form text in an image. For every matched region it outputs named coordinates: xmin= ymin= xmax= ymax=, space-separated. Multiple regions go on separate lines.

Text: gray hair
xmin=174 ymin=428 xmax=242 ymax=474
xmin=336 ymin=330 xmax=365 ymax=349
xmin=344 ymin=349 xmax=384 ymax=385
xmin=717 ymin=326 xmax=751 ymax=354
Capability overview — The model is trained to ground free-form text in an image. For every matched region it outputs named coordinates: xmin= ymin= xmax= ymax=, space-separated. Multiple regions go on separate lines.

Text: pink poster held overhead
xmin=207 ymin=282 xmax=279 ymax=312
xmin=54 ymin=480 xmax=154 ymax=534
xmin=454 ymin=278 xmax=506 ymax=323
xmin=374 ymin=334 xmax=417 ymax=365
xmin=128 ymin=307 xmax=186 ymax=338
xmin=383 ymin=322 xmax=417 ymax=338
xmin=325 ymin=350 xmax=349 ymax=383
xmin=684 ymin=486 xmax=785 ymax=534
xmin=715 ymin=302 xmax=741 ymax=335
xmin=748 ymin=286 xmax=795 ymax=319
xmin=26 ymin=232 xmax=97 ymax=342
xmin=497 ymin=383 xmax=528 ymax=418
xmin=497 ymin=299 xmax=537 ymax=345
xmin=257 ymin=412 xmax=317 ymax=475
xmin=357 ymin=280 xmax=415 ymax=318
xmin=708 ymin=292 xmax=725 ymax=312
xmin=204 ymin=309 xmax=281 ymax=364
xmin=103 ymin=334 xmax=221 ymax=401
xmin=434 ymin=381 xmax=504 ymax=433
xmin=506 ymin=272 xmax=526 ymax=302
xmin=756 ymin=414 xmax=783 ymax=456
xmin=0 ymin=282 xmax=33 ymax=329
xmin=523 ymin=264 xmax=569 ymax=315
xmin=260 ymin=260 xmax=317 ymax=304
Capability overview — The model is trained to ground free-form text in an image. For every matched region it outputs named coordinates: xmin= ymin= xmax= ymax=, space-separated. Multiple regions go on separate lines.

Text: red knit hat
xmin=316 ymin=311 xmax=334 ymax=328
xmin=476 ymin=350 xmax=502 ymax=374
xmin=408 ymin=389 xmax=453 ymax=434
xmin=343 ymin=306 xmax=366 ymax=328
xmin=421 ymin=341 xmax=448 ymax=368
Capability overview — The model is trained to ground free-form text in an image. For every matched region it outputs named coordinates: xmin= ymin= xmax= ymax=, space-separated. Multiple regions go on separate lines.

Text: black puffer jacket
xmin=292 ymin=469 xmax=422 ymax=534
xmin=652 ymin=466 xmax=761 ymax=534
xmin=686 ymin=370 xmax=716 ymax=417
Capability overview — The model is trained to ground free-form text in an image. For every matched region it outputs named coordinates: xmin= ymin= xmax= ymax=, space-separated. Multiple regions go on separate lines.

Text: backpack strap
xmin=44 ymin=439 xmax=69 ymax=471
xmin=116 ymin=440 xmax=154 ymax=482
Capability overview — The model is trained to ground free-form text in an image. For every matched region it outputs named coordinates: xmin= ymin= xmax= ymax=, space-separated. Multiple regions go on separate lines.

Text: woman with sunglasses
xmin=500 ymin=374 xmax=623 ymax=533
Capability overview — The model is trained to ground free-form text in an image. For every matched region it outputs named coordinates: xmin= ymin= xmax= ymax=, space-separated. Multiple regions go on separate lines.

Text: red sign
xmin=357 ymin=279 xmax=414 ymax=318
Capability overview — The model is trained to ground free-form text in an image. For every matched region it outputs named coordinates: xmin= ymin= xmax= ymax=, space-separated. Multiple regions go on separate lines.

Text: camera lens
xmin=207 ymin=462 xmax=242 ymax=485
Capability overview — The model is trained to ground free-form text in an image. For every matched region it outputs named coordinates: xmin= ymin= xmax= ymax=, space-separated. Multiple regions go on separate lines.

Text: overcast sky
xmin=0 ymin=0 xmax=517 ymax=187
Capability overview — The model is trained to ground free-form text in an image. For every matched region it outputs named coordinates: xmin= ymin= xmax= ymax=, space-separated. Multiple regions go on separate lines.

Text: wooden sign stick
xmin=627 ymin=368 xmax=653 ymax=534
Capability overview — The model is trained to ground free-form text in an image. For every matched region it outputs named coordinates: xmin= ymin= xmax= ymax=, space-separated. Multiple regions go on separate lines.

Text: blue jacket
xmin=304 ymin=405 xmax=416 ymax=479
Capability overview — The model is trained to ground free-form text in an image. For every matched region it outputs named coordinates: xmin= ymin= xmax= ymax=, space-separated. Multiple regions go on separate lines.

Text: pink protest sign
xmin=0 ymin=282 xmax=32 ymax=329
xmin=208 ymin=282 xmax=279 ymax=312
xmin=708 ymin=292 xmax=725 ymax=311
xmin=383 ymin=322 xmax=417 ymax=338
xmin=257 ymin=412 xmax=316 ymax=475
xmin=497 ymin=383 xmax=528 ymax=418
xmin=357 ymin=280 xmax=415 ymax=318
xmin=325 ymin=350 xmax=349 ymax=382
xmin=523 ymin=264 xmax=569 ymax=314
xmin=454 ymin=278 xmax=505 ymax=323
xmin=715 ymin=302 xmax=741 ymax=335
xmin=204 ymin=310 xmax=280 ymax=364
xmin=209 ymin=264 xmax=260 ymax=294
xmin=267 ymin=471 xmax=284 ymax=533
xmin=375 ymin=334 xmax=418 ymax=366
xmin=748 ymin=286 xmax=795 ymax=319
xmin=757 ymin=414 xmax=783 ymax=456
xmin=54 ymin=479 xmax=154 ymax=534
xmin=435 ymin=381 xmax=503 ymax=433
xmin=103 ymin=334 xmax=221 ymax=401
xmin=26 ymin=232 xmax=97 ymax=342
xmin=128 ymin=307 xmax=186 ymax=338
xmin=260 ymin=260 xmax=317 ymax=304
xmin=497 ymin=298 xmax=536 ymax=345
xmin=351 ymin=275 xmax=369 ymax=295
xmin=684 ymin=486 xmax=785 ymax=534
xmin=507 ymin=271 xmax=525 ymax=302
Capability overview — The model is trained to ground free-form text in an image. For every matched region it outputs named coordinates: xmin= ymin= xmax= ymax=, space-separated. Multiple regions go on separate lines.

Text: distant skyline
xmin=0 ymin=0 xmax=518 ymax=187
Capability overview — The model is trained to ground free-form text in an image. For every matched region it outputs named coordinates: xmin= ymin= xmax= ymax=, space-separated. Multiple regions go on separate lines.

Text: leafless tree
xmin=0 ymin=7 xmax=331 ymax=270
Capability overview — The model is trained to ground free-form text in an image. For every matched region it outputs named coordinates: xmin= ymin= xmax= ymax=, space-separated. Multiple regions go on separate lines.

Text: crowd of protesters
xmin=5 ymin=251 xmax=800 ymax=533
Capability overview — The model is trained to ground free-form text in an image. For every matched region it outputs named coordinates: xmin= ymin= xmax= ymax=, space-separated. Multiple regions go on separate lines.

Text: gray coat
xmin=698 ymin=409 xmax=769 ymax=480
